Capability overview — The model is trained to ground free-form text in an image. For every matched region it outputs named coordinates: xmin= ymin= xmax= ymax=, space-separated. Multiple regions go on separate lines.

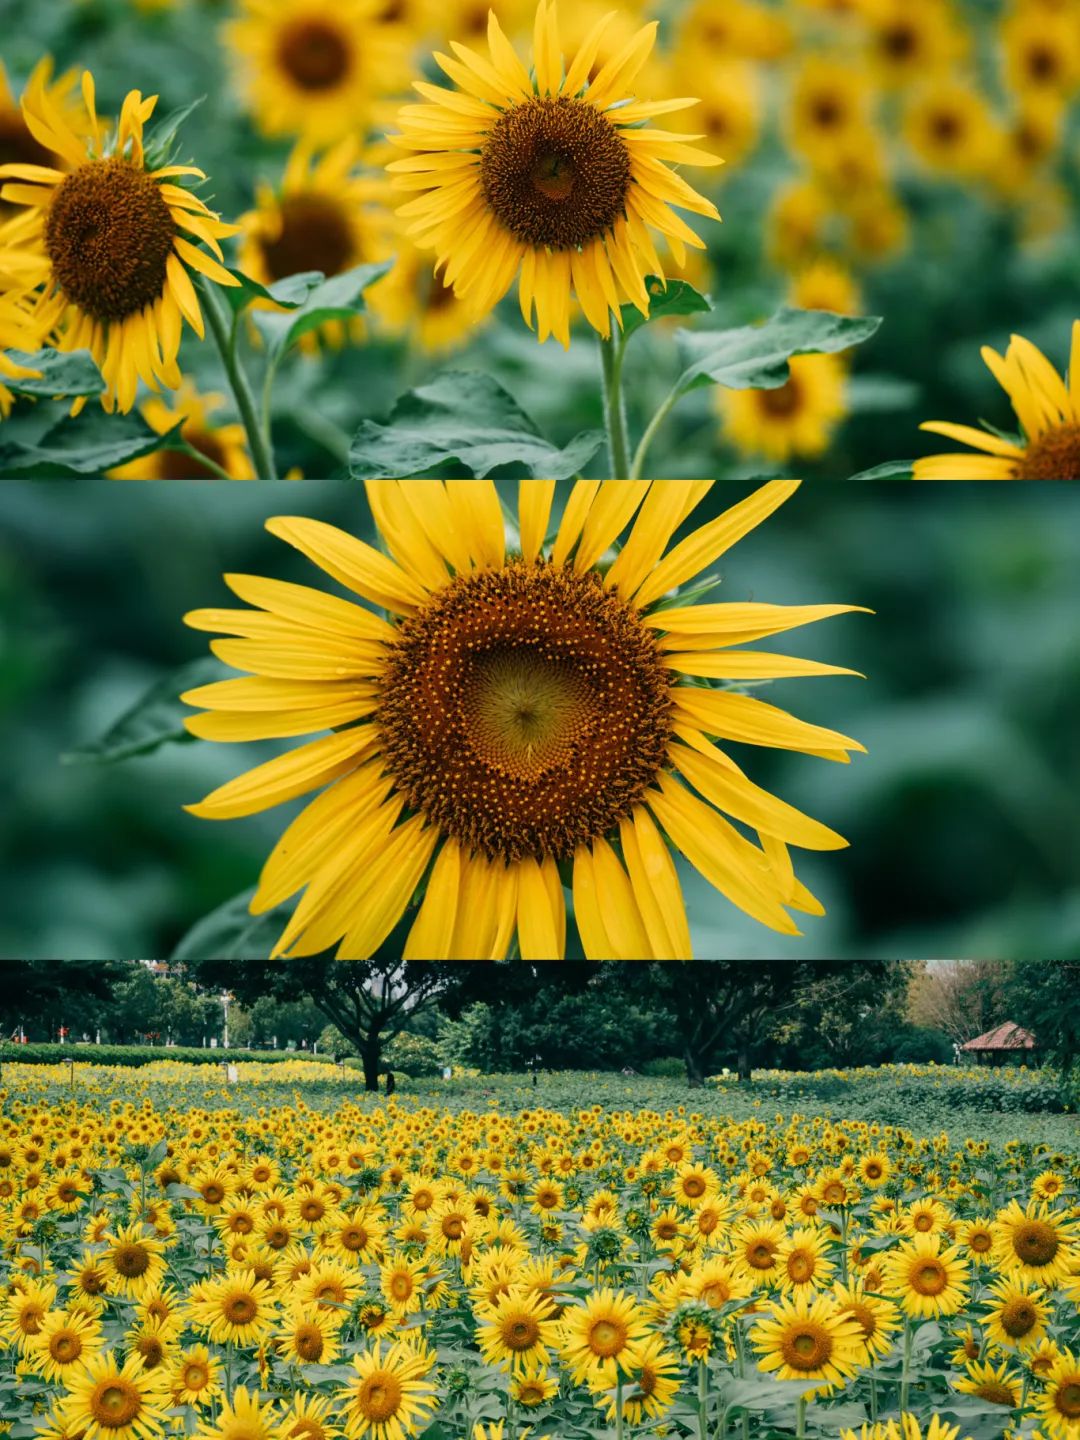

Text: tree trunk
xmin=684 ymin=1046 xmax=705 ymax=1088
xmin=360 ymin=1037 xmax=382 ymax=1092
xmin=737 ymin=1044 xmax=752 ymax=1082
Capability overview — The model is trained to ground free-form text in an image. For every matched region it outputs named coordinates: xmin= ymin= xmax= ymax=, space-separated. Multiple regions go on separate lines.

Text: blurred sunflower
xmin=0 ymin=284 xmax=45 ymax=418
xmin=370 ymin=238 xmax=481 ymax=353
xmin=109 ymin=382 xmax=254 ymax=480
xmin=903 ymin=81 xmax=999 ymax=181
xmin=237 ymin=138 xmax=391 ymax=350
xmin=915 ymin=322 xmax=1079 ymax=478
xmin=225 ymin=0 xmax=409 ymax=145
xmin=719 ymin=353 xmax=847 ymax=463
xmin=787 ymin=259 xmax=862 ymax=319
xmin=182 ymin=480 xmax=867 ymax=960
xmin=0 ymin=58 xmax=85 ymax=216
xmin=387 ymin=1 xmax=721 ymax=347
xmin=0 ymin=71 xmax=239 ymax=413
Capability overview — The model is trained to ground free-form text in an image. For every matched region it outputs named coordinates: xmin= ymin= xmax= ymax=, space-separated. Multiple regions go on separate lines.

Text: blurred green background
xmin=3 ymin=0 xmax=1078 ymax=478
xmin=1 ymin=479 xmax=1077 ymax=960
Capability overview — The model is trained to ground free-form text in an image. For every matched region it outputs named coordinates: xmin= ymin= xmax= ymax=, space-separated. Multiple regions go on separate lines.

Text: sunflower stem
xmin=629 ymin=384 xmax=681 ymax=480
xmin=615 ymin=1373 xmax=624 ymax=1440
xmin=171 ymin=440 xmax=235 ymax=482
xmin=199 ymin=277 xmax=279 ymax=480
xmin=795 ymin=1393 xmax=807 ymax=1440
xmin=697 ymin=1356 xmax=708 ymax=1440
xmin=899 ymin=1316 xmax=912 ymax=1413
xmin=599 ymin=326 xmax=631 ymax=476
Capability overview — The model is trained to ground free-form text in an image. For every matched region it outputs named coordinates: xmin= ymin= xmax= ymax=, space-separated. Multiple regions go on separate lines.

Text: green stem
xmin=615 ymin=1373 xmax=624 ymax=1440
xmin=599 ymin=326 xmax=631 ymax=476
xmin=796 ymin=1394 xmax=807 ymax=1440
xmin=899 ymin=1317 xmax=912 ymax=1414
xmin=199 ymin=278 xmax=278 ymax=479
xmin=697 ymin=1357 xmax=708 ymax=1440
xmin=629 ymin=384 xmax=682 ymax=479
xmin=869 ymin=1376 xmax=878 ymax=1424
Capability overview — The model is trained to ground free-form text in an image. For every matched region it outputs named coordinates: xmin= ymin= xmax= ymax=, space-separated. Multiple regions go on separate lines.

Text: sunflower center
xmin=1001 ymin=1299 xmax=1036 ymax=1337
xmin=296 ymin=1324 xmax=324 ymax=1360
xmin=291 ymin=1422 xmax=327 ymax=1440
xmin=847 ymin=1301 xmax=876 ymax=1338
xmin=184 ymin=1362 xmax=209 ymax=1389
xmin=378 ymin=561 xmax=672 ymax=863
xmin=91 ymin=1381 xmax=141 ymax=1426
xmin=224 ymin=1294 xmax=257 ymax=1324
xmin=970 ymin=1231 xmax=992 ymax=1253
xmin=782 ymin=1324 xmax=831 ymax=1370
xmin=480 ymin=96 xmax=632 ymax=250
xmin=1012 ymin=1220 xmax=1059 ymax=1265
xmin=113 ymin=1241 xmax=153 ymax=1277
xmin=1057 ymin=1383 xmax=1080 ymax=1417
xmin=913 ymin=1260 xmax=947 ymax=1295
xmin=1016 ymin=425 xmax=1080 ymax=480
xmin=881 ymin=22 xmax=917 ymax=57
xmin=589 ymin=1317 xmax=627 ymax=1356
xmin=759 ymin=375 xmax=803 ymax=418
xmin=683 ymin=1177 xmax=706 ymax=1197
xmin=278 ymin=20 xmax=352 ymax=91
xmin=202 ymin=1182 xmax=225 ymax=1204
xmin=137 ymin=1336 xmax=164 ymax=1366
xmin=505 ymin=1316 xmax=540 ymax=1349
xmin=358 ymin=1373 xmax=403 ymax=1422
xmin=977 ymin=1381 xmax=1016 ymax=1406
xmin=788 ymin=1253 xmax=813 ymax=1282
xmin=51 ymin=1331 xmax=82 ymax=1362
xmin=748 ymin=1242 xmax=776 ymax=1269
xmin=45 ymin=159 xmax=175 ymax=323
xmin=261 ymin=194 xmax=354 ymax=282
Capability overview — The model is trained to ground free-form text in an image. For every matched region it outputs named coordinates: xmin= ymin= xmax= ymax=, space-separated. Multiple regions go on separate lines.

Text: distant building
xmin=960 ymin=1022 xmax=1037 ymax=1067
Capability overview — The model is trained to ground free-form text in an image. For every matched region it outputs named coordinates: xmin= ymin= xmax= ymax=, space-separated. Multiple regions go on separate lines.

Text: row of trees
xmin=2 ymin=960 xmax=1076 ymax=1094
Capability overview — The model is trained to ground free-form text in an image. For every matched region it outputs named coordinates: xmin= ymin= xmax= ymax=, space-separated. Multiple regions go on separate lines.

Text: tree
xmin=907 ymin=960 xmax=1009 ymax=1044
xmin=184 ymin=961 xmax=463 ymax=1091
xmin=1005 ymin=960 xmax=1080 ymax=1093
xmin=0 ymin=961 xmax=127 ymax=1040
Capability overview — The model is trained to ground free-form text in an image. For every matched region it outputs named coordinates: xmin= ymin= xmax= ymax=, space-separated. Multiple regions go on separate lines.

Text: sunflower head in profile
xmin=387 ymin=1 xmax=722 ymax=347
xmin=183 ymin=481 xmax=867 ymax=960
xmin=915 ymin=322 xmax=1080 ymax=478
xmin=238 ymin=138 xmax=392 ymax=352
xmin=225 ymin=0 xmax=409 ymax=146
xmin=0 ymin=70 xmax=240 ymax=413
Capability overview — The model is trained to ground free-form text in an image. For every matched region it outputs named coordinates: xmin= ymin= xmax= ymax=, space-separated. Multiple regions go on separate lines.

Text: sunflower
xmin=182 ymin=480 xmax=866 ymax=960
xmin=832 ymin=1280 xmax=901 ymax=1363
xmin=992 ymin=1200 xmax=1079 ymax=1285
xmin=1035 ymin=1348 xmax=1080 ymax=1439
xmin=169 ymin=1345 xmax=222 ymax=1406
xmin=101 ymin=1224 xmax=168 ymax=1299
xmin=237 ymin=138 xmax=391 ymax=350
xmin=278 ymin=1394 xmax=345 ymax=1440
xmin=603 ymin=1334 xmax=681 ymax=1424
xmin=277 ymin=1305 xmax=345 ymax=1366
xmin=788 ymin=259 xmax=862 ymax=319
xmin=956 ymin=1217 xmax=996 ymax=1265
xmin=509 ymin=1365 xmax=559 ymax=1407
xmin=983 ymin=1277 xmax=1051 ymax=1353
xmin=840 ymin=1419 xmax=966 ymax=1440
xmin=560 ymin=1287 xmax=650 ymax=1388
xmin=59 ymin=1350 xmax=172 ymax=1440
xmin=370 ymin=238 xmax=482 ymax=353
xmin=881 ymin=1234 xmax=970 ymax=1320
xmin=751 ymin=1292 xmax=865 ymax=1390
xmin=0 ymin=58 xmax=85 ymax=215
xmin=915 ymin=323 xmax=1080 ymax=479
xmin=732 ymin=1217 xmax=786 ymax=1282
xmin=380 ymin=1252 xmax=428 ymax=1314
xmin=27 ymin=1308 xmax=105 ymax=1382
xmin=0 ymin=71 xmax=239 ymax=413
xmin=336 ymin=1339 xmax=438 ymax=1440
xmin=953 ymin=1356 xmax=1022 ymax=1408
xmin=686 ymin=1256 xmax=751 ymax=1310
xmin=776 ymin=1226 xmax=836 ymax=1294
xmin=903 ymin=81 xmax=999 ymax=181
xmin=109 ymin=382 xmax=255 ymax=480
xmin=387 ymin=1 xmax=721 ymax=347
xmin=192 ymin=1387 xmax=286 ymax=1440
xmin=186 ymin=1269 xmax=277 ymax=1347
xmin=719 ymin=353 xmax=848 ymax=463
xmin=476 ymin=1286 xmax=560 ymax=1374
xmin=225 ymin=0 xmax=409 ymax=145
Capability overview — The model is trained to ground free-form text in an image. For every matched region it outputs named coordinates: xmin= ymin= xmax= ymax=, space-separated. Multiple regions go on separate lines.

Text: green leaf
xmin=621 ymin=275 xmax=712 ymax=340
xmin=3 ymin=349 xmax=104 ymax=400
xmin=350 ymin=370 xmax=604 ymax=479
xmin=170 ymin=888 xmax=294 ymax=962
xmin=847 ymin=459 xmax=915 ymax=480
xmin=225 ymin=267 xmax=326 ymax=315
xmin=253 ymin=261 xmax=394 ymax=358
xmin=60 ymin=657 xmax=224 ymax=766
xmin=142 ymin=97 xmax=205 ymax=169
xmin=0 ymin=410 xmax=185 ymax=476
xmin=675 ymin=306 xmax=882 ymax=394
xmin=144 ymin=1137 xmax=169 ymax=1171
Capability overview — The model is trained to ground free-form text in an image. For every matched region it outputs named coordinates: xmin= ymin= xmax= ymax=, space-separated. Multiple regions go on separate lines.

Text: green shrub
xmin=640 ymin=1057 xmax=687 ymax=1078
xmin=0 ymin=1042 xmax=334 ymax=1069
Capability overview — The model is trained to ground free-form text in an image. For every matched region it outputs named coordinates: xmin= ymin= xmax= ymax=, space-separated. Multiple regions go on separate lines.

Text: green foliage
xmin=674 ymin=307 xmax=882 ymax=394
xmin=0 ymin=1041 xmax=334 ymax=1067
xmin=384 ymin=1031 xmax=442 ymax=1077
xmin=61 ymin=657 xmax=222 ymax=766
xmin=619 ymin=276 xmax=712 ymax=339
xmin=349 ymin=371 xmax=605 ymax=479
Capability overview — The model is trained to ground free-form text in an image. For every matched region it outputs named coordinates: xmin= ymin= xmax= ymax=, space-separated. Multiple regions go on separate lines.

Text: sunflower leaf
xmin=0 ymin=411 xmax=186 ymax=476
xmin=349 ymin=370 xmax=605 ymax=479
xmin=620 ymin=276 xmax=712 ymax=340
xmin=846 ymin=460 xmax=915 ymax=480
xmin=170 ymin=888 xmax=295 ymax=962
xmin=253 ymin=261 xmax=394 ymax=359
xmin=224 ymin=268 xmax=326 ymax=314
xmin=60 ymin=657 xmax=225 ymax=766
xmin=674 ymin=306 xmax=882 ymax=394
xmin=2 ymin=349 xmax=104 ymax=400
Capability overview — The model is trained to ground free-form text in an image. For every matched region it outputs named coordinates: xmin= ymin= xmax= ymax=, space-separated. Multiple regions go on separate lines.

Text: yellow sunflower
xmin=983 ymin=1277 xmax=1051 ymax=1353
xmin=0 ymin=58 xmax=86 ymax=216
xmin=101 ymin=1224 xmax=168 ymax=1299
xmin=370 ymin=236 xmax=482 ymax=353
xmin=991 ymin=1200 xmax=1079 ymax=1285
xmin=191 ymin=1386 xmax=285 ymax=1440
xmin=1035 ymin=1348 xmax=1080 ymax=1439
xmin=169 ymin=1345 xmax=222 ymax=1406
xmin=237 ymin=138 xmax=391 ymax=350
xmin=277 ymin=1305 xmax=345 ymax=1366
xmin=185 ymin=1269 xmax=277 ymax=1347
xmin=719 ymin=353 xmax=847 ymax=463
xmin=915 ymin=322 xmax=1080 ymax=478
xmin=0 ymin=71 xmax=239 ymax=413
xmin=387 ymin=1 xmax=722 ymax=346
xmin=475 ymin=1286 xmax=560 ymax=1374
xmin=831 ymin=1280 xmax=901 ymax=1363
xmin=841 ymin=1419 xmax=967 ymax=1440
xmin=59 ymin=1350 xmax=172 ymax=1440
xmin=560 ymin=1287 xmax=650 ymax=1388
xmin=109 ymin=382 xmax=254 ymax=480
xmin=225 ymin=0 xmax=409 ymax=145
xmin=278 ymin=1394 xmax=345 ymax=1440
xmin=182 ymin=480 xmax=866 ymax=960
xmin=335 ymin=1339 xmax=438 ymax=1440
xmin=750 ymin=1292 xmax=865 ymax=1390
xmin=881 ymin=1234 xmax=970 ymax=1320
xmin=603 ymin=1334 xmax=681 ymax=1424
xmin=27 ymin=1308 xmax=106 ymax=1382
xmin=776 ymin=1226 xmax=836 ymax=1294
xmin=953 ymin=1357 xmax=1022 ymax=1408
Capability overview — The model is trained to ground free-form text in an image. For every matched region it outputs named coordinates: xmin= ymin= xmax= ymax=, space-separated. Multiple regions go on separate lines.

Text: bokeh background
xmin=2 ymin=0 xmax=1078 ymax=478
xmin=1 ymin=479 xmax=1078 ymax=960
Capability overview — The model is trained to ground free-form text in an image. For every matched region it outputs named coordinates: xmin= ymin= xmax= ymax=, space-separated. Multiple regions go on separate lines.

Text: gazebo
xmin=960 ymin=1022 xmax=1037 ymax=1067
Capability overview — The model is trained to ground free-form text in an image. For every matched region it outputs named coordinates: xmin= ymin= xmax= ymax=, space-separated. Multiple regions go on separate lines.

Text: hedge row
xmin=0 ymin=1042 xmax=337 ymax=1068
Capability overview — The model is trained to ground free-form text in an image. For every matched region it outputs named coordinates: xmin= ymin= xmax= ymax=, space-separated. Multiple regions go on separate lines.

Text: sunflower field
xmin=0 ymin=1059 xmax=1078 ymax=1440
xmin=0 ymin=0 xmax=1078 ymax=480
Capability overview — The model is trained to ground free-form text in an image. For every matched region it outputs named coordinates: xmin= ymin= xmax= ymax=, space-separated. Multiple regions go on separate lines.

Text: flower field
xmin=0 ymin=0 xmax=1078 ymax=478
xmin=2 ymin=1061 xmax=1078 ymax=1440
